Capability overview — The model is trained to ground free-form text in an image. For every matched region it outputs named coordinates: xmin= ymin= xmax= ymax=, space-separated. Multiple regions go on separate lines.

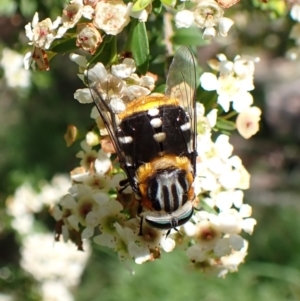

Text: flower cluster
xmin=21 ymin=0 xmax=260 ymax=277
xmin=6 ymin=175 xmax=90 ymax=301
xmin=23 ymin=0 xmax=242 ymax=71
xmin=71 ymin=53 xmax=155 ymax=111
xmin=200 ymin=54 xmax=261 ymax=139
xmin=23 ymin=0 xmax=149 ymax=70
xmin=0 ymin=48 xmax=31 ymax=88
xmin=48 ymin=56 xmax=257 ymax=273
xmin=175 ymin=0 xmax=235 ymax=39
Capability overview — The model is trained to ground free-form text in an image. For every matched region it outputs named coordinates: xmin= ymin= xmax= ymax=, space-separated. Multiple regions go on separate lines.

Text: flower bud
xmin=76 ymin=23 xmax=102 ymax=54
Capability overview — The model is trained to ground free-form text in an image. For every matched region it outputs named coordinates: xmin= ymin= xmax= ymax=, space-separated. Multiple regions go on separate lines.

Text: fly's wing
xmin=165 ymin=46 xmax=197 ymax=169
xmin=86 ymin=66 xmax=138 ymax=191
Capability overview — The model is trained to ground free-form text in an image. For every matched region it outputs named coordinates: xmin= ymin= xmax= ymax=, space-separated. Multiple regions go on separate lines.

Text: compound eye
xmin=147 ymin=176 xmax=161 ymax=211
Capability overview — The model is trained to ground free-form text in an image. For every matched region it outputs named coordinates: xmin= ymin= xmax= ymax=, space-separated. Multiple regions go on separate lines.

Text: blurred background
xmin=1 ymin=0 xmax=300 ymax=300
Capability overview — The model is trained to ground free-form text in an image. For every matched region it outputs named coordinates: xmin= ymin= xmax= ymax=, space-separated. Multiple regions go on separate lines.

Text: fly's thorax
xmin=117 ymin=94 xmax=179 ymax=120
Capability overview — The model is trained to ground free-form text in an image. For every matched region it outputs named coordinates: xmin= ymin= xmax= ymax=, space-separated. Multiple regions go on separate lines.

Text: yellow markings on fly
xmin=117 ymin=94 xmax=180 ymax=120
xmin=136 ymin=155 xmax=194 ymax=203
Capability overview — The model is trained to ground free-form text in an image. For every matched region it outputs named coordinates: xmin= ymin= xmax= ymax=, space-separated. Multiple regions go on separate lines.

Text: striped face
xmin=147 ymin=169 xmax=189 ymax=213
xmin=143 ymin=168 xmax=194 ymax=230
xmin=88 ymin=46 xmax=197 ymax=232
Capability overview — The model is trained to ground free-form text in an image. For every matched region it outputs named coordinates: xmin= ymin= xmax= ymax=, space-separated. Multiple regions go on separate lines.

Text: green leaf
xmin=160 ymin=0 xmax=176 ymax=7
xmin=216 ymin=118 xmax=236 ymax=131
xmin=172 ymin=27 xmax=207 ymax=46
xmin=19 ymin=0 xmax=37 ymax=18
xmin=0 ymin=0 xmax=17 ymax=16
xmin=152 ymin=0 xmax=162 ymax=14
xmin=50 ymin=37 xmax=77 ymax=53
xmin=153 ymin=84 xmax=165 ymax=93
xmin=251 ymin=0 xmax=287 ymax=18
xmin=132 ymin=0 xmax=152 ymax=12
xmin=197 ymin=87 xmax=217 ymax=112
xmin=87 ymin=36 xmax=114 ymax=66
xmin=130 ymin=21 xmax=149 ymax=74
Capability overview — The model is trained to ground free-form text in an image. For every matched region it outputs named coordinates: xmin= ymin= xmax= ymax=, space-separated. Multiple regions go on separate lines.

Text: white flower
xmin=214 ymin=237 xmax=231 ymax=256
xmin=6 ymin=183 xmax=41 ymax=216
xmin=228 ymin=233 xmax=244 ymax=250
xmin=25 ymin=12 xmax=61 ymax=49
xmin=63 ymin=184 xmax=104 ymax=229
xmin=69 ymin=53 xmax=88 ymax=68
xmin=20 ymin=233 xmax=90 ymax=286
xmin=233 ymin=56 xmax=258 ymax=78
xmin=203 ymin=26 xmax=216 ymax=39
xmin=214 ymin=234 xmax=244 ymax=257
xmin=11 ymin=214 xmax=34 ymax=235
xmin=232 ymin=91 xmax=253 ymax=113
xmin=94 ymin=232 xmax=118 ymax=249
xmin=40 ymin=281 xmax=74 ymax=301
xmin=60 ymin=0 xmax=93 ymax=32
xmin=232 ymin=190 xmax=244 ymax=208
xmin=193 ymin=0 xmax=224 ymax=29
xmin=114 ymin=223 xmax=151 ymax=263
xmin=215 ymin=191 xmax=234 ymax=211
xmin=175 ymin=10 xmax=194 ymax=28
xmin=201 ymin=54 xmax=258 ymax=112
xmin=194 ymin=169 xmax=220 ymax=192
xmin=200 ymin=72 xmax=219 ymax=91
xmin=85 ymin=62 xmax=109 ymax=84
xmin=219 ymin=240 xmax=248 ymax=275
xmin=1 ymin=48 xmax=31 ymax=88
xmin=96 ymin=200 xmax=125 ymax=236
xmin=76 ymin=140 xmax=98 ymax=170
xmin=74 ymin=88 xmax=94 ymax=104
xmin=161 ymin=237 xmax=176 ymax=253
xmin=241 ymin=218 xmax=257 ymax=234
xmin=109 ymin=97 xmax=126 ymax=113
xmin=206 ymin=109 xmax=218 ymax=128
xmin=291 ymin=4 xmax=300 ymax=22
xmin=90 ymin=106 xmax=100 ymax=119
xmin=217 ymin=209 xmax=242 ymax=234
xmin=214 ymin=134 xmax=233 ymax=160
xmin=95 ymin=149 xmax=112 ymax=173
xmin=93 ymin=0 xmax=130 ymax=35
xmin=216 ymin=75 xmax=240 ymax=112
xmin=51 ymin=205 xmax=63 ymax=221
xmin=236 ymin=106 xmax=261 ymax=139
xmin=192 ymin=219 xmax=222 ymax=249
xmin=111 ymin=58 xmax=136 ymax=79
xmin=82 ymin=225 xmax=95 ymax=239
xmin=38 ymin=175 xmax=71 ymax=207
xmin=186 ymin=244 xmax=209 ymax=262
xmin=85 ymin=131 xmax=100 ymax=146
xmin=140 ymin=75 xmax=155 ymax=90
xmin=218 ymin=17 xmax=234 ymax=37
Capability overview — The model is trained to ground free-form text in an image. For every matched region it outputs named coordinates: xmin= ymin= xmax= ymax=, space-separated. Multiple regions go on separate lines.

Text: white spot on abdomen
xmin=153 ymin=132 xmax=166 ymax=142
xmin=150 ymin=118 xmax=162 ymax=128
xmin=148 ymin=108 xmax=159 ymax=116
xmin=118 ymin=136 xmax=133 ymax=144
